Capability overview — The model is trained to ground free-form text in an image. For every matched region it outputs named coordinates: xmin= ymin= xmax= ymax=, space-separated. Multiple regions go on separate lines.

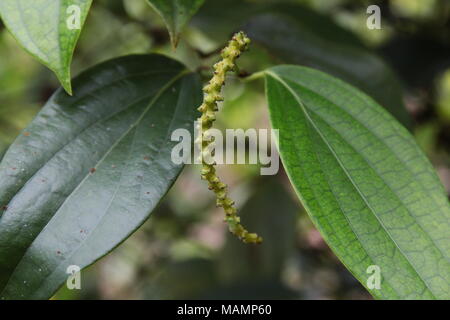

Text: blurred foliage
xmin=391 ymin=0 xmax=439 ymax=20
xmin=0 ymin=0 xmax=448 ymax=300
xmin=437 ymin=69 xmax=450 ymax=122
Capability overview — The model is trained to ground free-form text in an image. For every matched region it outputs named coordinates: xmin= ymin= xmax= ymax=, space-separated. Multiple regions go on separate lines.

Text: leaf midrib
xmin=266 ymin=71 xmax=437 ymax=299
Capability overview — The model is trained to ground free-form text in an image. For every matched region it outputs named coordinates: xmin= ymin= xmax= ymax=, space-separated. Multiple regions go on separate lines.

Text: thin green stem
xmin=239 ymin=70 xmax=266 ymax=83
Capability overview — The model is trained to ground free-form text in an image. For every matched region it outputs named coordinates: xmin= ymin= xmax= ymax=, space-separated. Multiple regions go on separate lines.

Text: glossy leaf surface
xmin=0 ymin=54 xmax=202 ymax=299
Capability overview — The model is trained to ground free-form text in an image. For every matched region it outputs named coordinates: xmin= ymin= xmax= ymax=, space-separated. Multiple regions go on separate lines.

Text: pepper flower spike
xmin=196 ymin=31 xmax=262 ymax=244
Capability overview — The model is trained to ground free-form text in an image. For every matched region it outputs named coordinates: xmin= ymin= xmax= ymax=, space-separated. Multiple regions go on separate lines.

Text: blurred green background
xmin=1 ymin=0 xmax=449 ymax=299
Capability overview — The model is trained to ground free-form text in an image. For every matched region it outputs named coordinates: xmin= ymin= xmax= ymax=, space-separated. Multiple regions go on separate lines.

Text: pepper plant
xmin=0 ymin=0 xmax=448 ymax=300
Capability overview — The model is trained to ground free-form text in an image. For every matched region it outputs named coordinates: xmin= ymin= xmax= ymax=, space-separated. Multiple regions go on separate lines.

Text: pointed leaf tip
xmin=0 ymin=0 xmax=92 ymax=92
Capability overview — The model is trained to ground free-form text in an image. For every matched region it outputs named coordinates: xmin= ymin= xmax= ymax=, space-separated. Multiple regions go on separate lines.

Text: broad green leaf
xmin=146 ymin=0 xmax=205 ymax=48
xmin=243 ymin=6 xmax=411 ymax=129
xmin=0 ymin=54 xmax=202 ymax=299
xmin=0 ymin=0 xmax=92 ymax=94
xmin=265 ymin=65 xmax=450 ymax=299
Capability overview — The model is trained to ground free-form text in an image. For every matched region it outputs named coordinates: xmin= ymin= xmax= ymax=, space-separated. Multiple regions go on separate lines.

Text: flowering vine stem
xmin=196 ymin=31 xmax=263 ymax=244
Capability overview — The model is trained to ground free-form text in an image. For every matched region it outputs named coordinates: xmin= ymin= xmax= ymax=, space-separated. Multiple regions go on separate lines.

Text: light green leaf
xmin=0 ymin=54 xmax=202 ymax=299
xmin=265 ymin=65 xmax=450 ymax=299
xmin=146 ymin=0 xmax=205 ymax=48
xmin=0 ymin=0 xmax=92 ymax=94
xmin=244 ymin=5 xmax=411 ymax=129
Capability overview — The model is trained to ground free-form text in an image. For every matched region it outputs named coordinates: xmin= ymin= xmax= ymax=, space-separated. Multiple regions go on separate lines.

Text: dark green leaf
xmin=0 ymin=54 xmax=202 ymax=299
xmin=0 ymin=0 xmax=93 ymax=94
xmin=191 ymin=0 xmax=268 ymax=43
xmin=146 ymin=0 xmax=205 ymax=48
xmin=246 ymin=8 xmax=411 ymax=128
xmin=265 ymin=65 xmax=450 ymax=299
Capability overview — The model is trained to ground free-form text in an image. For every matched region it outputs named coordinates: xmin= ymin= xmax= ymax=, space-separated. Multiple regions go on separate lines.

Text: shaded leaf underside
xmin=265 ymin=65 xmax=450 ymax=299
